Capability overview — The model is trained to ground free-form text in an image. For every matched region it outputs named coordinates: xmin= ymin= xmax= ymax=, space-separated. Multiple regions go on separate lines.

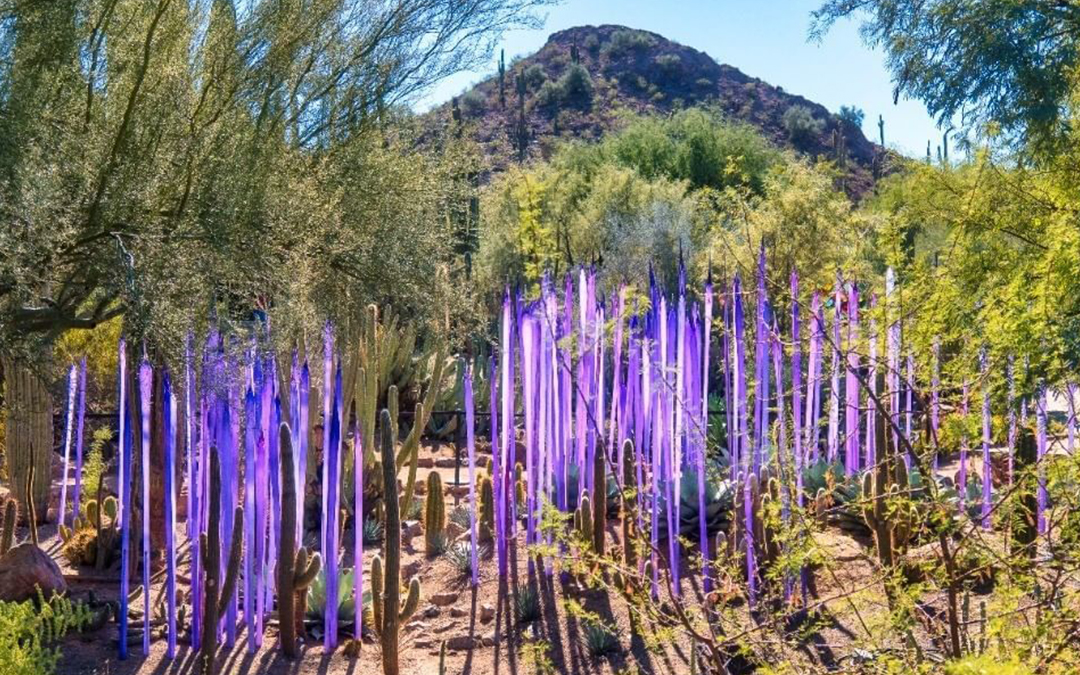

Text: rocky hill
xmin=426 ymin=25 xmax=885 ymax=196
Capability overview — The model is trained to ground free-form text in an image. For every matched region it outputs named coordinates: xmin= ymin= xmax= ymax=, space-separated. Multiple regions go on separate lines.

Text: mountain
xmin=424 ymin=25 xmax=886 ymax=196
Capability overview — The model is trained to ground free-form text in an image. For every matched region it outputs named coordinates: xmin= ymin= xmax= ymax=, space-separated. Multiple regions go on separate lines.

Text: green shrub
xmin=523 ymin=64 xmax=548 ymax=90
xmin=838 ymin=104 xmax=865 ymax=128
xmin=80 ymin=427 xmax=109 ymax=499
xmin=602 ymin=29 xmax=656 ymax=58
xmin=558 ymin=64 xmax=593 ymax=106
xmin=0 ymin=591 xmax=92 ymax=675
xmin=583 ymin=33 xmax=600 ymax=55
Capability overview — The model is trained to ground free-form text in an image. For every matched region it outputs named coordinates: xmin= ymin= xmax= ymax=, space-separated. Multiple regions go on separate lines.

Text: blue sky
xmin=416 ymin=0 xmax=947 ymax=158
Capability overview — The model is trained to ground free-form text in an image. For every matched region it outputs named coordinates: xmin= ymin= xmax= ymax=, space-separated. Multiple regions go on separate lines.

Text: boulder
xmin=480 ymin=603 xmax=495 ymax=623
xmin=0 ymin=544 xmax=66 ymax=602
xmin=446 ymin=635 xmax=478 ymax=651
xmin=450 ymin=606 xmax=468 ymax=618
xmin=430 ymin=591 xmax=459 ymax=607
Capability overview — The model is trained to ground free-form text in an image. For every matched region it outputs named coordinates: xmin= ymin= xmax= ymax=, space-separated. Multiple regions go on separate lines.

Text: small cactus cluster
xmin=573 ymin=489 xmax=594 ymax=549
xmin=423 ymin=471 xmax=446 ymax=556
xmin=58 ymin=494 xmax=119 ymax=568
xmin=732 ymin=473 xmax=782 ymax=576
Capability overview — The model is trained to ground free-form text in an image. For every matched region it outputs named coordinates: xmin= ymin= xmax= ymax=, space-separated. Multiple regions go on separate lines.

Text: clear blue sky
xmin=416 ymin=0 xmax=947 ymax=158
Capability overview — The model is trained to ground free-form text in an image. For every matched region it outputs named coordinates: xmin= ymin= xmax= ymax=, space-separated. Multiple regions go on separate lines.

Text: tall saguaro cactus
xmin=2 ymin=359 xmax=53 ymax=521
xmin=278 ymin=423 xmax=322 ymax=658
xmin=200 ymin=447 xmax=244 ymax=675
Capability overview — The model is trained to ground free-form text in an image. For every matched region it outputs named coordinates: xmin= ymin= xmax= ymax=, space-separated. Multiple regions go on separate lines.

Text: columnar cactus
xmin=860 ymin=424 xmax=915 ymax=568
xmin=478 ymin=474 xmax=494 ymax=542
xmin=1 ymin=498 xmax=17 ymax=554
xmin=574 ymin=490 xmax=593 ymax=547
xmin=278 ymin=424 xmax=322 ymax=658
xmin=200 ymin=448 xmax=244 ymax=675
xmin=424 ymin=471 xmax=446 ymax=555
xmin=375 ymin=409 xmax=421 ymax=675
xmin=591 ymin=444 xmax=606 ymax=555
xmin=621 ymin=440 xmax=636 ymax=573
xmin=2 ymin=359 xmax=53 ymax=522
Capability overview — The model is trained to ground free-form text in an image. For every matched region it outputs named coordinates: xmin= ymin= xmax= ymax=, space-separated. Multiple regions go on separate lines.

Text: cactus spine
xmin=376 ymin=409 xmax=421 ymax=675
xmin=278 ymin=423 xmax=322 ymax=658
xmin=200 ymin=448 xmax=244 ymax=675
xmin=424 ymin=471 xmax=446 ymax=555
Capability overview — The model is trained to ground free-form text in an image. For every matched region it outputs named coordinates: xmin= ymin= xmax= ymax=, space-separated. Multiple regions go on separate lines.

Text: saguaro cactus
xmin=278 ymin=424 xmax=322 ymax=658
xmin=375 ymin=409 xmax=421 ymax=675
xmin=424 ymin=471 xmax=446 ymax=556
xmin=200 ymin=448 xmax=244 ymax=675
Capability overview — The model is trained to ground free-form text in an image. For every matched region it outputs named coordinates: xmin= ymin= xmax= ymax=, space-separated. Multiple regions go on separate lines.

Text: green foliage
xmin=558 ymin=64 xmax=594 ymax=106
xmin=781 ymin=105 xmax=826 ymax=145
xmin=362 ymin=516 xmax=385 ymax=546
xmin=582 ymin=620 xmax=620 ymax=657
xmin=812 ymin=0 xmax=1076 ymax=151
xmin=838 ymin=105 xmax=865 ymax=128
xmin=654 ymin=53 xmax=682 ymax=75
xmin=943 ymin=655 xmax=1032 ymax=675
xmin=446 ymin=540 xmax=486 ymax=577
xmin=79 ymin=428 xmax=109 ymax=502
xmin=0 ymin=0 xmax=550 ymax=357
xmin=0 ymin=591 xmax=93 ymax=675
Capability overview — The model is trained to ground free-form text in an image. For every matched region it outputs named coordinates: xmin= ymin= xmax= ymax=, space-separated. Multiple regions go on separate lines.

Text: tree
xmin=838 ymin=105 xmax=865 ymax=128
xmin=812 ymin=0 xmax=1080 ymax=152
xmin=0 ymin=0 xmax=554 ymax=358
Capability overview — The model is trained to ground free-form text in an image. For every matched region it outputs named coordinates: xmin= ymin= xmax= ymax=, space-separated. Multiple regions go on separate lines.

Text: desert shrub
xmin=459 ymin=89 xmax=487 ymax=117
xmin=535 ymin=80 xmax=562 ymax=109
xmin=0 ymin=591 xmax=92 ymax=675
xmin=523 ymin=63 xmax=548 ymax=89
xmin=654 ymin=53 xmax=682 ymax=75
xmin=602 ymin=28 xmax=656 ymax=58
xmin=696 ymin=77 xmax=714 ymax=88
xmin=514 ymin=584 xmax=541 ymax=624
xmin=782 ymin=104 xmax=826 ymax=145
xmin=583 ymin=33 xmax=600 ymax=55
xmin=558 ymin=64 xmax=593 ymax=106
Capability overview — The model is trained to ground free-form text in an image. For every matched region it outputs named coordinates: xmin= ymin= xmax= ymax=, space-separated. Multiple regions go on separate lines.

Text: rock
xmin=482 ymin=635 xmax=496 ymax=647
xmin=447 ymin=484 xmax=470 ymax=499
xmin=480 ymin=603 xmax=495 ymax=623
xmin=434 ymin=622 xmax=458 ymax=633
xmin=403 ymin=559 xmax=422 ymax=578
xmin=417 ymin=456 xmax=435 ymax=469
xmin=450 ymin=606 xmax=468 ymax=618
xmin=435 ymin=457 xmax=457 ymax=469
xmin=446 ymin=635 xmax=478 ymax=651
xmin=405 ymin=620 xmax=428 ymax=633
xmin=0 ymin=543 xmax=67 ymax=602
xmin=423 ymin=605 xmax=441 ymax=618
xmin=402 ymin=520 xmax=423 ymax=543
xmin=430 ymin=591 xmax=459 ymax=607
xmin=414 ymin=638 xmax=434 ymax=649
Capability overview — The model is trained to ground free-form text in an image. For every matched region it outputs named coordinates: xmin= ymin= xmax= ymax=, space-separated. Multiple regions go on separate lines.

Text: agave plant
xmin=362 ymin=516 xmax=385 ymax=546
xmin=306 ymin=567 xmax=360 ymax=638
xmin=446 ymin=540 xmax=487 ymax=578
xmin=658 ymin=468 xmax=735 ymax=541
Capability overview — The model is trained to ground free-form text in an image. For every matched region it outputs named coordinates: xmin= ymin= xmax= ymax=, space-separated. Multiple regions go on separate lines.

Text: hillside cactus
xmin=200 ymin=448 xmax=244 ymax=675
xmin=375 ymin=409 xmax=421 ymax=675
xmin=278 ymin=424 xmax=322 ymax=658
xmin=424 ymin=471 xmax=446 ymax=556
